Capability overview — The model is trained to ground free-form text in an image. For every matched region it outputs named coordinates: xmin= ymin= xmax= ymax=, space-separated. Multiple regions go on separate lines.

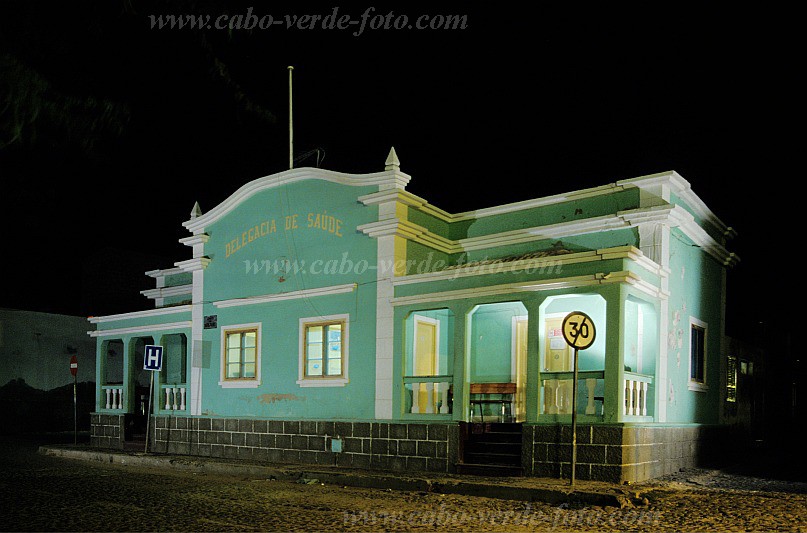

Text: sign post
xmin=561 ymin=311 xmax=596 ymax=487
xmin=142 ymin=345 xmax=164 ymax=453
xmin=70 ymin=355 xmax=78 ymax=445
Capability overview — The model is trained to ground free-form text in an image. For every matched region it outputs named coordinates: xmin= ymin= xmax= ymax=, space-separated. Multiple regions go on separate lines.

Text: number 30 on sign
xmin=561 ymin=311 xmax=596 ymax=350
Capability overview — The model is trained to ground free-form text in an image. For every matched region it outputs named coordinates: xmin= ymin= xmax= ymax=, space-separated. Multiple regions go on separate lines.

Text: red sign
xmin=70 ymin=355 xmax=78 ymax=377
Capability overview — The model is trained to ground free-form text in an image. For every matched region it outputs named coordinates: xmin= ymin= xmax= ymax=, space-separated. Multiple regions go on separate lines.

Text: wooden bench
xmin=469 ymin=382 xmax=517 ymax=422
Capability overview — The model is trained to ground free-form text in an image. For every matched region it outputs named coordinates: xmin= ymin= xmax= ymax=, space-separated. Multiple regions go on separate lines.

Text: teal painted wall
xmin=665 ymin=228 xmax=724 ymax=424
xmin=203 ymin=180 xmax=378 ymax=303
xmin=469 ymin=302 xmax=527 ymax=383
xmin=200 ymin=288 xmax=375 ymax=419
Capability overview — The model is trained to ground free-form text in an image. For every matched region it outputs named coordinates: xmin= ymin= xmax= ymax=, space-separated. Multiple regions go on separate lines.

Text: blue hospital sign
xmin=143 ymin=345 xmax=163 ymax=371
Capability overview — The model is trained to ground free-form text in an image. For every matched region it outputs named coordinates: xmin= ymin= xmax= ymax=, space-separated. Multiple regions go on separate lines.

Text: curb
xmin=39 ymin=445 xmax=626 ymax=507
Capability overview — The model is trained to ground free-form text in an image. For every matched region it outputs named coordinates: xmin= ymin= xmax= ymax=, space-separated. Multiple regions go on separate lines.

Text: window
xmin=726 ymin=355 xmax=737 ymax=402
xmin=220 ymin=323 xmax=261 ymax=388
xmin=298 ymin=314 xmax=349 ymax=387
xmin=688 ymin=318 xmax=708 ymax=391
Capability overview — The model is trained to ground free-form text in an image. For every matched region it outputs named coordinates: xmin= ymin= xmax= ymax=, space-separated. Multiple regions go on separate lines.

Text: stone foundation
xmin=90 ymin=413 xmax=125 ymax=450
xmin=90 ymin=415 xmax=726 ymax=482
xmin=144 ymin=417 xmax=459 ymax=473
xmin=523 ymin=423 xmax=724 ymax=483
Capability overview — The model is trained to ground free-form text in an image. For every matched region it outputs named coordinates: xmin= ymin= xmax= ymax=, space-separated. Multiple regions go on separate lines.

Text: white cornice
xmin=88 ymin=321 xmax=192 ymax=337
xmin=174 ymin=257 xmax=211 ymax=272
xmin=182 ymin=167 xmax=411 ymax=233
xmin=669 ymin=206 xmax=739 ymax=266
xmin=391 ymin=270 xmax=665 ymax=307
xmin=140 ymin=284 xmax=193 ymax=300
xmin=145 ymin=267 xmax=184 ymax=278
xmin=213 ymin=283 xmax=357 ymax=309
xmin=358 ymin=204 xmax=737 ymax=267
xmin=619 ymin=171 xmax=734 ymax=240
xmin=179 ymin=234 xmax=210 ymax=247
xmin=88 ymin=305 xmax=192 ymax=324
xmin=393 ymin=246 xmax=667 ymax=286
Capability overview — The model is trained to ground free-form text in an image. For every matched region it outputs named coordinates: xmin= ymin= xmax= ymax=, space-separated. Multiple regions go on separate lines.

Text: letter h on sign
xmin=144 ymin=345 xmax=163 ymax=371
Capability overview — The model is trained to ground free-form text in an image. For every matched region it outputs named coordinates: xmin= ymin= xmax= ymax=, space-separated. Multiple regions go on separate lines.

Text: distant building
xmin=0 ymin=308 xmax=96 ymax=389
xmin=1 ymin=307 xmax=97 ymax=433
xmin=88 ymin=150 xmax=739 ymax=482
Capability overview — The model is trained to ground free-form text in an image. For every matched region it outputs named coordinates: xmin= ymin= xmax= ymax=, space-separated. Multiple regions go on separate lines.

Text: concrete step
xmin=455 ymin=462 xmax=524 ymax=477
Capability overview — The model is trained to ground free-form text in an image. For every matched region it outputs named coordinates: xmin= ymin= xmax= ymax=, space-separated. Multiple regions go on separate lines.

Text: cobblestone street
xmin=1 ymin=436 xmax=805 ymax=532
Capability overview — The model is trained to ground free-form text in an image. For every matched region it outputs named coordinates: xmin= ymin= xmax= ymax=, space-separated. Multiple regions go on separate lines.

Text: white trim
xmin=412 ymin=314 xmax=440 ymax=378
xmin=393 ymin=246 xmax=667 ymax=287
xmin=88 ymin=321 xmax=191 ymax=337
xmin=88 ymin=305 xmax=192 ymax=324
xmin=359 ymin=172 xmax=733 ymax=243
xmin=140 ymin=284 xmax=193 ymax=300
xmin=145 ymin=267 xmax=185 ymax=278
xmin=391 ymin=271 xmax=655 ymax=307
xmin=179 ymin=234 xmax=210 ymax=247
xmin=220 ymin=322 xmax=262 ymax=389
xmin=174 ymin=257 xmax=211 ymax=272
xmin=297 ymin=313 xmax=350 ymax=388
xmin=183 ymin=167 xmax=411 ymax=233
xmin=687 ymin=317 xmax=709 ymax=392
xmin=213 ymin=283 xmax=357 ymax=308
xmin=357 ymin=205 xmax=736 ymax=266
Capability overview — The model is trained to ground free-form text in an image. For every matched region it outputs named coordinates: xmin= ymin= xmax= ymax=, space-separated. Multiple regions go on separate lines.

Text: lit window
xmin=220 ymin=323 xmax=261 ymax=388
xmin=298 ymin=314 xmax=349 ymax=387
xmin=688 ymin=318 xmax=708 ymax=391
xmin=726 ymin=355 xmax=737 ymax=403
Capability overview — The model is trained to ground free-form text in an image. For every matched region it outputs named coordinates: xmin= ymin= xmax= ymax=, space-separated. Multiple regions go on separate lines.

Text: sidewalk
xmin=39 ymin=444 xmax=642 ymax=508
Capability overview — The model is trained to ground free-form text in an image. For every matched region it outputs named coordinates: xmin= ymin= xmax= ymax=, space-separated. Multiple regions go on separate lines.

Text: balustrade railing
xmin=624 ymin=372 xmax=652 ymax=417
xmin=541 ymin=371 xmax=604 ymax=416
xmin=102 ymin=385 xmax=124 ymax=410
xmin=404 ymin=376 xmax=452 ymax=414
xmin=161 ymin=384 xmax=187 ymax=412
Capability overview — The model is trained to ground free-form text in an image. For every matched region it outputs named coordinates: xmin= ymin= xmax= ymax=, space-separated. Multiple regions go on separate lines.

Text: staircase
xmin=456 ymin=422 xmax=524 ymax=476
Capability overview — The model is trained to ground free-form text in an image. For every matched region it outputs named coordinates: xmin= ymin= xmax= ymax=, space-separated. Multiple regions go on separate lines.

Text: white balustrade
xmin=409 ymin=380 xmax=451 ymax=414
xmin=542 ymin=372 xmax=604 ymax=416
xmin=103 ymin=387 xmax=124 ymax=410
xmin=162 ymin=386 xmax=187 ymax=411
xmin=624 ymin=375 xmax=650 ymax=417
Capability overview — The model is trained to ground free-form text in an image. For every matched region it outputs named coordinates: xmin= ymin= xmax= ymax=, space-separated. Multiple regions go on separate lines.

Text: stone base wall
xmin=143 ymin=417 xmax=459 ymax=473
xmin=523 ymin=424 xmax=725 ymax=483
xmin=89 ymin=415 xmax=729 ymax=482
xmin=90 ymin=413 xmax=124 ymax=450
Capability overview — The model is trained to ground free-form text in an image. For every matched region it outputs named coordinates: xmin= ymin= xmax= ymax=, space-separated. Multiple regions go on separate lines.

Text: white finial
xmin=190 ymin=201 xmax=202 ymax=219
xmin=385 ymin=147 xmax=400 ymax=171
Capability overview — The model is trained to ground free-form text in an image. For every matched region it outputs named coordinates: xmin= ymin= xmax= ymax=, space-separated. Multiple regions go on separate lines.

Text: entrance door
xmin=513 ymin=317 xmax=528 ymax=422
xmin=544 ymin=315 xmax=573 ymax=414
xmin=413 ymin=316 xmax=438 ymax=413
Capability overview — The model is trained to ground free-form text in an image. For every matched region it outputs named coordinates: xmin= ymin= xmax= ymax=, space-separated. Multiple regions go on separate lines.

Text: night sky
xmin=0 ymin=2 xmax=799 ymax=340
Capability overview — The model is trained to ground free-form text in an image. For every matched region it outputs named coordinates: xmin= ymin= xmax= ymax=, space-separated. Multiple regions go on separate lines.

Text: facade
xmin=89 ymin=149 xmax=738 ymax=482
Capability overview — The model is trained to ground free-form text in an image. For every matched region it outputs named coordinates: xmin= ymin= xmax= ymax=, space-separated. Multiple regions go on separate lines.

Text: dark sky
xmin=0 ymin=2 xmax=799 ymax=339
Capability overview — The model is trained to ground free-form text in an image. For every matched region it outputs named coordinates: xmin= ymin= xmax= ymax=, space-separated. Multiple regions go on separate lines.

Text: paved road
xmin=1 ymin=435 xmax=805 ymax=532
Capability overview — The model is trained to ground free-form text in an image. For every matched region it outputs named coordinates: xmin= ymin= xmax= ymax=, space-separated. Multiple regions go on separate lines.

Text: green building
xmin=89 ymin=149 xmax=738 ymax=482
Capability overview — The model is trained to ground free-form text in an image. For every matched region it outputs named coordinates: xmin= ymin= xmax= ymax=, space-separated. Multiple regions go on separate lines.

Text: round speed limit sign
xmin=562 ymin=311 xmax=596 ymax=350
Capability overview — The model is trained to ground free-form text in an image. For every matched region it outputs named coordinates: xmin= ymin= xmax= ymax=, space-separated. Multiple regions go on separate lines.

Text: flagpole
xmin=288 ymin=65 xmax=294 ymax=169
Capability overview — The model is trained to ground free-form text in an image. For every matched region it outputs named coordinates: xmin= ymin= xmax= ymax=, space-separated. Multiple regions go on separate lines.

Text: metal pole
xmin=571 ymin=347 xmax=579 ymax=486
xmin=288 ymin=65 xmax=294 ymax=169
xmin=144 ymin=371 xmax=154 ymax=453
xmin=73 ymin=375 xmax=77 ymax=445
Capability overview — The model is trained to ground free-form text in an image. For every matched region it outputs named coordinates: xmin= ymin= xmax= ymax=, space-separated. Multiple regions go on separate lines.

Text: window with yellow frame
xmin=220 ymin=323 xmax=261 ymax=388
xmin=298 ymin=314 xmax=349 ymax=387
